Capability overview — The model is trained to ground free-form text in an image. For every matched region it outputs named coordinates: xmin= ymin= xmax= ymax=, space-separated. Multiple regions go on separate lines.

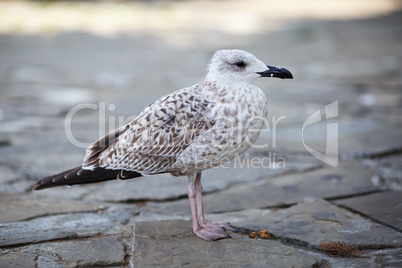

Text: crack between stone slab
xmin=364 ymin=147 xmax=402 ymax=159
xmin=370 ymin=151 xmax=402 ymax=160
xmin=0 ymin=234 xmax=87 ymax=249
xmin=334 ymin=203 xmax=402 ymax=234
xmin=0 ymin=232 xmax=124 ymax=250
xmin=127 ymin=223 xmax=135 ymax=268
xmin=0 ymin=139 xmax=12 ymax=147
xmin=200 ymin=205 xmax=293 ymax=215
xmin=234 ymin=226 xmax=316 ymax=251
xmin=34 ymin=254 xmax=39 ymax=268
xmin=4 ymin=210 xmax=104 ymax=223
xmin=259 ymin=202 xmax=298 ymax=210
xmin=206 ymin=201 xmax=299 ymax=215
xmin=324 ymin=189 xmax=386 ymax=203
xmin=341 ymin=146 xmax=402 ymax=160
xmin=232 ymin=224 xmax=402 ymax=254
xmin=285 ymin=146 xmax=402 ymax=161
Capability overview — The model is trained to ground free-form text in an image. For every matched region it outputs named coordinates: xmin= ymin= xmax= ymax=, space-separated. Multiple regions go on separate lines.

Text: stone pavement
xmin=1 ymin=2 xmax=402 ymax=267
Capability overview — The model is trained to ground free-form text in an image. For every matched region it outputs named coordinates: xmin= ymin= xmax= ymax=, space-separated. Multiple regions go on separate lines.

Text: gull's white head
xmin=206 ymin=49 xmax=292 ymax=85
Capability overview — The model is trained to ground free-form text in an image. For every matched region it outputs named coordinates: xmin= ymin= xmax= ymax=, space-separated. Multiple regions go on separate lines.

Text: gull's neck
xmin=204 ymin=74 xmax=253 ymax=88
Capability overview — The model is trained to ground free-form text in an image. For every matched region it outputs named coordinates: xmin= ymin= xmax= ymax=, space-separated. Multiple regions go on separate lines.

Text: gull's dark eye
xmin=236 ymin=61 xmax=246 ymax=68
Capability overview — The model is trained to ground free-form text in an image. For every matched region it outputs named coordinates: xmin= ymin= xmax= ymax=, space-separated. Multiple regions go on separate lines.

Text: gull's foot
xmin=194 ymin=227 xmax=230 ymax=241
xmin=199 ymin=221 xmax=237 ymax=232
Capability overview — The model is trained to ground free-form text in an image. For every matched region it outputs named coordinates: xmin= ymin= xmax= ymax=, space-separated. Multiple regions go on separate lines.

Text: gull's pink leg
xmin=187 ymin=174 xmax=228 ymax=241
xmin=194 ymin=172 xmax=236 ymax=232
xmin=187 ymin=175 xmax=200 ymax=234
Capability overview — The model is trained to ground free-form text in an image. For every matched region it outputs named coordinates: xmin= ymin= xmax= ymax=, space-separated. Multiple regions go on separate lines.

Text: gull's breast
xmin=172 ymin=84 xmax=268 ymax=175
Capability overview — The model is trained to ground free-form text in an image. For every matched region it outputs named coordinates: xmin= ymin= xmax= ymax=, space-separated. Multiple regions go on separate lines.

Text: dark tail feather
xmin=33 ymin=166 xmax=142 ymax=190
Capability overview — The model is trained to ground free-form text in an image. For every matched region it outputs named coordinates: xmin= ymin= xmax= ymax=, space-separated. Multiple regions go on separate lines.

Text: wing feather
xmin=82 ymin=86 xmax=215 ymax=175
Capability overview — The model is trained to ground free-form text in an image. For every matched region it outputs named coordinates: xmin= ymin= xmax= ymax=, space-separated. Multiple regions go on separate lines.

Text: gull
xmin=34 ymin=49 xmax=293 ymax=241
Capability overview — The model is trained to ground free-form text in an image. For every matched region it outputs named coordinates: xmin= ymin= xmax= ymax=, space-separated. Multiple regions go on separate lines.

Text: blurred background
xmin=0 ymin=0 xmax=401 ymax=185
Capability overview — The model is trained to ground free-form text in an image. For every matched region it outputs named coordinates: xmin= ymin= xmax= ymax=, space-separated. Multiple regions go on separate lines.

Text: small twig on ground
xmin=318 ymin=240 xmax=370 ymax=258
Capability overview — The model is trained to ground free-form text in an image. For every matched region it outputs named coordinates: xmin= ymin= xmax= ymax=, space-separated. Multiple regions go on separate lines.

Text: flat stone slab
xmin=205 ymin=160 xmax=382 ymax=213
xmin=0 ymin=128 xmax=85 ymax=183
xmin=319 ymin=247 xmax=402 ymax=268
xmin=39 ymin=236 xmax=126 ymax=267
xmin=0 ymin=210 xmax=132 ymax=247
xmin=210 ymin=199 xmax=402 ymax=248
xmin=363 ymin=154 xmax=402 ymax=191
xmin=0 ymin=252 xmax=37 ymax=268
xmin=371 ymin=248 xmax=402 ymax=267
xmin=0 ymin=236 xmax=127 ymax=268
xmin=132 ymin=220 xmax=326 ymax=267
xmin=0 ymin=165 xmax=20 ymax=184
xmin=334 ymin=191 xmax=402 ymax=231
xmin=146 ymin=160 xmax=382 ymax=216
xmin=0 ymin=164 xmax=32 ymax=193
xmin=0 ymin=193 xmax=101 ymax=223
xmin=33 ymin=184 xmax=101 ymax=201
xmin=268 ymin=115 xmax=402 ymax=158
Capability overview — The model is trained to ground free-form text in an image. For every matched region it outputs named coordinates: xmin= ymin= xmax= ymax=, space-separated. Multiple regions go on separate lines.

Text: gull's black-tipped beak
xmin=258 ymin=65 xmax=293 ymax=79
